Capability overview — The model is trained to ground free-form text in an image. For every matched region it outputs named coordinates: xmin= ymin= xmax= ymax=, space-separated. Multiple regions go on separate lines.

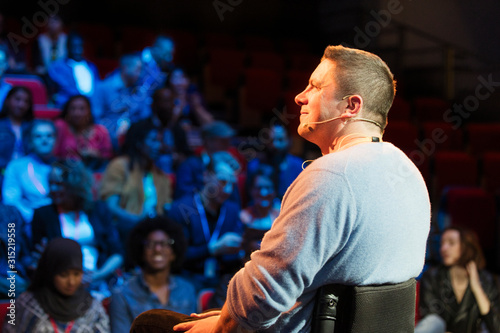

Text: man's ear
xmin=340 ymin=95 xmax=363 ymax=119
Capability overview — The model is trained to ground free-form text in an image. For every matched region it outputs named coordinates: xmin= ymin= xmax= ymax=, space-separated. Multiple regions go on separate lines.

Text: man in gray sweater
xmin=155 ymin=45 xmax=431 ymax=332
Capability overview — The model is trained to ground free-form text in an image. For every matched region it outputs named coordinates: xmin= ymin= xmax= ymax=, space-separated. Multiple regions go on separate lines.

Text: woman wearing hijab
xmin=2 ymin=238 xmax=110 ymax=332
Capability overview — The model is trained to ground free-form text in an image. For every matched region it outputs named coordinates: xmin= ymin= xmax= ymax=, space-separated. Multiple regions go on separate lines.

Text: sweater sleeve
xmin=226 ymin=168 xmax=357 ymax=330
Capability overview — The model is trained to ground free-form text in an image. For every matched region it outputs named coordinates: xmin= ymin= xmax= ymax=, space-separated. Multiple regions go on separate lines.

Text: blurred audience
xmin=167 ymin=67 xmax=213 ymax=151
xmin=48 ymin=32 xmax=99 ymax=108
xmin=416 ymin=226 xmax=500 ymax=333
xmin=240 ymin=164 xmax=279 ymax=230
xmin=141 ymin=35 xmax=175 ymax=94
xmin=2 ymin=238 xmax=110 ymax=332
xmin=2 ymin=119 xmax=55 ymax=225
xmin=0 ymin=12 xmax=27 ymax=73
xmin=0 ymin=86 xmax=33 ymax=176
xmin=33 ymin=15 xmax=67 ymax=76
xmin=247 ymin=123 xmax=303 ymax=201
xmin=168 ymin=151 xmax=243 ymax=290
xmin=174 ymin=120 xmax=241 ymax=204
xmin=0 ymin=203 xmax=31 ymax=297
xmin=0 ymin=44 xmax=11 ymax=107
xmin=99 ymin=120 xmax=172 ymax=243
xmin=136 ymin=87 xmax=190 ymax=174
xmin=31 ymin=160 xmax=123 ymax=296
xmin=94 ymin=53 xmax=150 ymax=150
xmin=53 ymin=94 xmax=112 ymax=171
xmin=109 ymin=217 xmax=196 ymax=332
xmin=207 ymin=226 xmax=268 ymax=309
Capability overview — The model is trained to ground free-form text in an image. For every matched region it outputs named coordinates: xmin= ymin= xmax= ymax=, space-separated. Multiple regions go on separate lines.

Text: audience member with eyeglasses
xmin=109 ymin=217 xmax=196 ymax=333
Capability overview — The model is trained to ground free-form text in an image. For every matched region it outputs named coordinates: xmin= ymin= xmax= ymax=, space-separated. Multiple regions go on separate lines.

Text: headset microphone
xmin=302 ymin=116 xmax=344 ymax=128
xmin=302 ymin=116 xmax=383 ymax=130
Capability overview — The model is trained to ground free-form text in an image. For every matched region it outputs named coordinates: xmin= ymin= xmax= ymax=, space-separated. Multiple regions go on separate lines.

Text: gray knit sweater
xmin=227 ymin=142 xmax=431 ymax=332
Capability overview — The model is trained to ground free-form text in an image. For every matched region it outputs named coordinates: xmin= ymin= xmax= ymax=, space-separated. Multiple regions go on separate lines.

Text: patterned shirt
xmin=2 ymin=291 xmax=110 ymax=332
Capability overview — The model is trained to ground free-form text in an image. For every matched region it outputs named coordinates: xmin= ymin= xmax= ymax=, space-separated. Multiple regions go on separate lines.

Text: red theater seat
xmin=421 ymin=122 xmax=464 ymax=153
xmin=33 ymin=105 xmax=60 ymax=119
xmin=467 ymin=123 xmax=500 ymax=155
xmin=4 ymin=75 xmax=48 ymax=105
xmin=390 ymin=96 xmax=411 ymax=122
xmin=243 ymin=35 xmax=275 ymax=52
xmin=206 ymin=49 xmax=246 ymax=88
xmin=204 ymin=32 xmax=238 ymax=50
xmin=241 ymin=68 xmax=283 ymax=111
xmin=383 ymin=121 xmax=419 ymax=151
xmin=482 ymin=152 xmax=500 ymax=194
xmin=197 ymin=289 xmax=215 ymax=313
xmin=248 ymin=51 xmax=285 ymax=72
xmin=433 ymin=152 xmax=478 ymax=197
xmin=414 ymin=97 xmax=450 ymax=122
xmin=446 ymin=187 xmax=496 ymax=252
xmin=121 ymin=26 xmax=156 ymax=53
xmin=92 ymin=58 xmax=119 ymax=79
xmin=0 ymin=301 xmax=10 ymax=328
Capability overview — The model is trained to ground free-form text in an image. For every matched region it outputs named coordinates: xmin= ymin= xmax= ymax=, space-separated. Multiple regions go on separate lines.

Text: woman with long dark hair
xmin=100 ymin=121 xmax=172 ymax=243
xmin=416 ymin=226 xmax=500 ymax=333
xmin=0 ymin=86 xmax=34 ymax=173
xmin=53 ymin=94 xmax=112 ymax=170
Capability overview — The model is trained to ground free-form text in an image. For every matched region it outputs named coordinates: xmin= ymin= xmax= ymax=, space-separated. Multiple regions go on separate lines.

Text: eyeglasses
xmin=143 ymin=239 xmax=175 ymax=250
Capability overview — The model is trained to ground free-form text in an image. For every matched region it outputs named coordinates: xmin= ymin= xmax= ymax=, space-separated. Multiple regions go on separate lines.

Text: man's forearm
xmin=214 ymin=303 xmax=253 ymax=333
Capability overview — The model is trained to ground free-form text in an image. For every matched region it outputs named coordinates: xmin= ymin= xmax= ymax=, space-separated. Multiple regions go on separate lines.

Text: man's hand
xmin=173 ymin=314 xmax=220 ymax=332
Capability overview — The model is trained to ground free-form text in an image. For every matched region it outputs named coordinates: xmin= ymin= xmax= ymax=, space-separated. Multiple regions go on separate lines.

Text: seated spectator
xmin=0 ymin=44 xmax=11 ymax=107
xmin=240 ymin=164 xmax=279 ymax=231
xmin=100 ymin=121 xmax=172 ymax=243
xmin=174 ymin=121 xmax=241 ymax=205
xmin=2 ymin=238 xmax=110 ymax=332
xmin=2 ymin=119 xmax=55 ymax=225
xmin=0 ymin=12 xmax=27 ymax=73
xmin=168 ymin=151 xmax=243 ymax=290
xmin=247 ymin=123 xmax=303 ymax=201
xmin=94 ymin=53 xmax=150 ymax=151
xmin=0 ymin=86 xmax=33 ymax=176
xmin=135 ymin=87 xmax=190 ymax=174
xmin=141 ymin=35 xmax=175 ymax=93
xmin=32 ymin=14 xmax=67 ymax=76
xmin=167 ymin=67 xmax=213 ymax=151
xmin=48 ymin=32 xmax=99 ymax=108
xmin=416 ymin=226 xmax=500 ymax=333
xmin=53 ymin=94 xmax=112 ymax=171
xmin=109 ymin=217 xmax=196 ymax=332
xmin=31 ymin=160 xmax=123 ymax=296
xmin=207 ymin=226 xmax=268 ymax=309
xmin=0 ymin=203 xmax=31 ymax=297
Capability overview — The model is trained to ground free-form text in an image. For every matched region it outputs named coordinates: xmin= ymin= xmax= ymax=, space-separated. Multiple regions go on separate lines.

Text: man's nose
xmin=295 ymin=89 xmax=307 ymax=106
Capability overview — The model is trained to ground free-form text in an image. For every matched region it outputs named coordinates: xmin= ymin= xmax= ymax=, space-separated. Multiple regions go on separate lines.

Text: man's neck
xmin=324 ymin=123 xmax=382 ymax=155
